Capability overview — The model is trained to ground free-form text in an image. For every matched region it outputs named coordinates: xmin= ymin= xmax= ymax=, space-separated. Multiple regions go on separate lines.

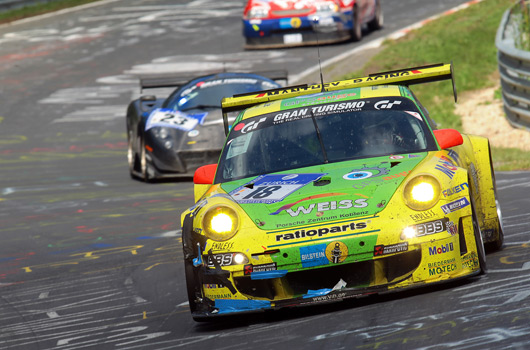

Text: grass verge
xmin=0 ymin=0 xmax=102 ymax=24
xmin=343 ymin=0 xmax=529 ymax=170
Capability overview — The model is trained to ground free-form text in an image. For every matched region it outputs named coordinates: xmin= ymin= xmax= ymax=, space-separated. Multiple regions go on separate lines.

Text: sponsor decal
xmin=300 ymin=244 xmax=328 ymax=268
xmin=405 ymin=111 xmax=423 ymax=121
xmin=291 ymin=17 xmax=302 ymax=28
xmin=461 ymin=252 xmax=479 ymax=269
xmin=412 ymin=218 xmax=449 ymax=237
xmin=145 ymin=108 xmax=206 ymax=132
xmin=275 ymin=221 xmax=367 ymax=242
xmin=427 ymin=258 xmax=456 ymax=268
xmin=374 ymin=100 xmax=402 ymax=110
xmin=389 ymin=155 xmax=404 ymax=160
xmin=443 ymin=182 xmax=469 ymax=197
xmin=374 ymin=242 xmax=408 ymax=256
xmin=325 ymin=241 xmax=348 ymax=264
xmin=203 ymin=284 xmax=225 ymax=289
xmin=483 ymin=229 xmax=495 ymax=240
xmin=428 ymin=242 xmax=454 ymax=256
xmin=204 ymin=253 xmax=235 ymax=267
xmin=310 ymin=101 xmax=365 ymax=116
xmin=233 ymin=117 xmax=267 ymax=134
xmin=343 ymin=165 xmax=389 ymax=181
xmin=440 ymin=197 xmax=470 ymax=214
xmin=410 ymin=209 xmax=436 ymax=222
xmin=229 ymin=173 xmax=325 ymax=204
xmin=435 ymin=156 xmax=457 ymax=179
xmin=244 ymin=262 xmax=277 ymax=275
xmin=447 ymin=149 xmax=462 ymax=166
xmin=283 ymin=198 xmax=368 ymax=217
xmin=188 ymin=130 xmax=199 ymax=137
xmin=446 ymin=221 xmax=458 ymax=235
xmin=311 ymin=292 xmax=347 ymax=303
xmin=210 ymin=242 xmax=234 ymax=251
xmin=428 ymin=258 xmax=457 ymax=276
xmin=275 ymin=220 xmax=306 ymax=229
xmin=273 ymin=108 xmax=310 ymax=122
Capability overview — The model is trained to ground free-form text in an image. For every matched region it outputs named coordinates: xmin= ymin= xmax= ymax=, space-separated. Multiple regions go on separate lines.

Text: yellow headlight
xmin=202 ymin=205 xmax=239 ymax=241
xmin=403 ymin=175 xmax=441 ymax=211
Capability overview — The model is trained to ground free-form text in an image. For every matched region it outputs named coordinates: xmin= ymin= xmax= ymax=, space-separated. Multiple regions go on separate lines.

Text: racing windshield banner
xmin=145 ymin=108 xmax=207 ymax=131
xmin=228 ymin=97 xmax=420 ymax=134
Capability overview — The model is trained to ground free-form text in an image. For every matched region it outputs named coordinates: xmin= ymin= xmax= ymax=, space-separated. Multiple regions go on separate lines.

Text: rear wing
xmin=139 ymin=70 xmax=289 ymax=93
xmin=221 ymin=63 xmax=457 ymax=135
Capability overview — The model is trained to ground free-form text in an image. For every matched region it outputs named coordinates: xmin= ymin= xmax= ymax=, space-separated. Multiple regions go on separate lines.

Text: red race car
xmin=243 ymin=0 xmax=383 ymax=48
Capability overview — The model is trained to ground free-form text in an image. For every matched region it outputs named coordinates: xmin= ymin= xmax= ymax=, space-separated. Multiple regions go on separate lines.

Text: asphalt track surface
xmin=1 ymin=0 xmax=530 ymax=349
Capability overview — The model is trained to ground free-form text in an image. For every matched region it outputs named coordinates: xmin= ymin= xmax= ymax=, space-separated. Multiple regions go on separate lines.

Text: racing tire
xmin=485 ymin=158 xmax=505 ymax=252
xmin=184 ymin=258 xmax=200 ymax=313
xmin=368 ymin=0 xmax=383 ymax=31
xmin=127 ymin=128 xmax=137 ymax=179
xmin=140 ymin=136 xmax=153 ymax=182
xmin=351 ymin=6 xmax=362 ymax=42
xmin=471 ymin=198 xmax=487 ymax=275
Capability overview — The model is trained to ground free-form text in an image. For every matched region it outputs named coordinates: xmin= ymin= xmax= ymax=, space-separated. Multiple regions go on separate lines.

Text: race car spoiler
xmin=139 ymin=70 xmax=289 ymax=93
xmin=221 ymin=63 xmax=457 ymax=135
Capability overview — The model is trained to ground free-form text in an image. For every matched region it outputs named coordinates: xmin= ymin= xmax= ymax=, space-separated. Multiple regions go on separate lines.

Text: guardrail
xmin=496 ymin=3 xmax=530 ymax=131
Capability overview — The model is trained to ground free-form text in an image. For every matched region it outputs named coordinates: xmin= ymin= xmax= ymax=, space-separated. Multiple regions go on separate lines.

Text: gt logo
xmin=374 ymin=100 xmax=402 ymax=110
xmin=234 ymin=117 xmax=267 ymax=134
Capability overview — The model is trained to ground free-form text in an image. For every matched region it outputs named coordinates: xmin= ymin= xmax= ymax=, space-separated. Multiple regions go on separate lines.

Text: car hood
xmin=220 ymin=154 xmax=426 ymax=230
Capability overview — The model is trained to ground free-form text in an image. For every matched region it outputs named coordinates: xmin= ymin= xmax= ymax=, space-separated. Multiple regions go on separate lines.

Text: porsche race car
xmin=243 ymin=0 xmax=383 ymax=48
xmin=126 ymin=71 xmax=285 ymax=181
xmin=181 ymin=63 xmax=504 ymax=320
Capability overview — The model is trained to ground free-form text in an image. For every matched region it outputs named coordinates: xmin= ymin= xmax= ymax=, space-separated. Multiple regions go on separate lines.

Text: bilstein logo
xmin=275 ymin=222 xmax=367 ymax=241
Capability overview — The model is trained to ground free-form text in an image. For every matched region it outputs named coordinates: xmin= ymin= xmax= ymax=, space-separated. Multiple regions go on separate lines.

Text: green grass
xmin=344 ymin=0 xmax=529 ymax=170
xmin=492 ymin=147 xmax=530 ymax=170
xmin=0 ymin=0 xmax=102 ymax=24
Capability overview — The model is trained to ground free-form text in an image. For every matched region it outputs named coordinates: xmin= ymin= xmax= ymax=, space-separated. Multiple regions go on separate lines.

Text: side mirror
xmin=433 ymin=129 xmax=463 ymax=149
xmin=194 ymin=164 xmax=217 ymax=184
xmin=193 ymin=164 xmax=217 ymax=202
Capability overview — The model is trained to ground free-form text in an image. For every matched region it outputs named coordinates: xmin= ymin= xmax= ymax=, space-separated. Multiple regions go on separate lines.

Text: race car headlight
xmin=403 ymin=175 xmax=441 ymax=211
xmin=202 ymin=205 xmax=240 ymax=241
xmin=248 ymin=7 xmax=269 ymax=19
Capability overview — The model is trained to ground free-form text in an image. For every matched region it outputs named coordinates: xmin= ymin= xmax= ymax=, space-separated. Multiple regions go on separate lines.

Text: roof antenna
xmin=313 ymin=17 xmax=326 ymax=92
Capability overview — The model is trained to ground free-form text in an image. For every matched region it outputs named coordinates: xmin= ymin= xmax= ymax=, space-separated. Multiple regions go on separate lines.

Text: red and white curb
xmin=291 ymin=0 xmax=485 ymax=84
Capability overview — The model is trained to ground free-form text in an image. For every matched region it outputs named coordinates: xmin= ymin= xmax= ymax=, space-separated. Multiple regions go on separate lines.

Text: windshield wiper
xmin=180 ymin=104 xmax=221 ymax=112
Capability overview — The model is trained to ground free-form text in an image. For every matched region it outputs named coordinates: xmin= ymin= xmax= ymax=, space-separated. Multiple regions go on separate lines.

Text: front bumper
xmin=243 ymin=15 xmax=352 ymax=49
xmin=188 ymin=220 xmax=481 ymax=319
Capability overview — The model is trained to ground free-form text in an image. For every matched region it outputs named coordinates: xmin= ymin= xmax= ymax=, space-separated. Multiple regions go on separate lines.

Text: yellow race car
xmin=181 ymin=63 xmax=504 ymax=321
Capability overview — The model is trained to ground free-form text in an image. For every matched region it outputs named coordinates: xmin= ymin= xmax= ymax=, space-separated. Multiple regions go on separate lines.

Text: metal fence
xmin=496 ymin=4 xmax=530 ymax=131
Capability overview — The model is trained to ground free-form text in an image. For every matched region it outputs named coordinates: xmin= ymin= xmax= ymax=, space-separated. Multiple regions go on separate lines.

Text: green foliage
xmin=512 ymin=0 xmax=530 ymax=50
xmin=0 ymin=0 xmax=101 ymax=24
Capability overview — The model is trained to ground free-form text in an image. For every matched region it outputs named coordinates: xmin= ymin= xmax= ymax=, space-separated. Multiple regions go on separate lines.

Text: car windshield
xmin=165 ymin=76 xmax=280 ymax=111
xmin=215 ymin=96 xmax=438 ymax=183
